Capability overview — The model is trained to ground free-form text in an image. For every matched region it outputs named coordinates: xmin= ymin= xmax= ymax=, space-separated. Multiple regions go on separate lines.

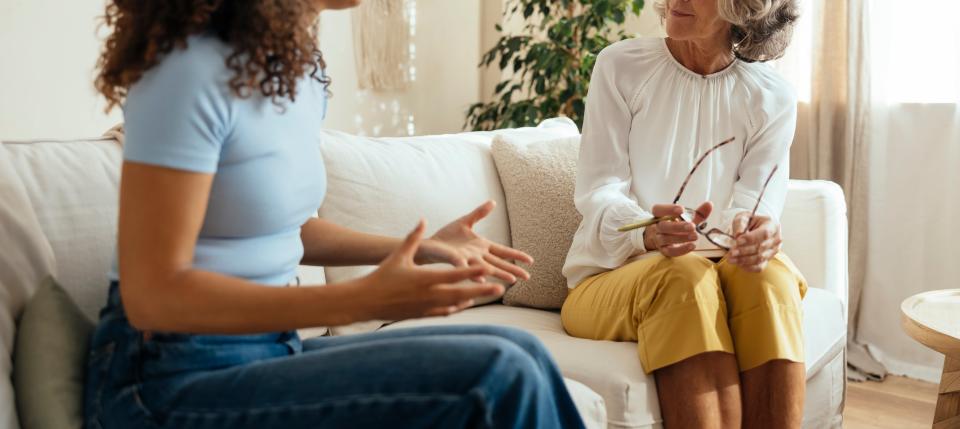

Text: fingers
xmin=729 ymin=220 xmax=781 ymax=268
xmin=731 ymin=212 xmax=751 ymax=236
xmin=423 ymin=299 xmax=476 ymax=317
xmin=651 ymin=204 xmax=684 ymax=218
xmin=418 ymin=265 xmax=490 ymax=285
xmin=424 ymin=242 xmax=467 ymax=267
xmin=692 ymin=201 xmax=714 ymax=225
xmin=654 ymin=221 xmax=697 ymax=250
xmin=460 ymin=200 xmax=496 ymax=227
xmin=656 ymin=221 xmax=698 ymax=244
xmin=394 ymin=219 xmax=426 ymax=262
xmin=484 ymin=253 xmax=530 ymax=282
xmin=660 ymin=242 xmax=696 ymax=257
xmin=489 ymin=242 xmax=534 ymax=265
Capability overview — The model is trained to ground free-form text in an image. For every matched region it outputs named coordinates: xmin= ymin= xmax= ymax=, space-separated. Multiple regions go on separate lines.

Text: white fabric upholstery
xmin=0 ymin=146 xmax=57 ymax=429
xmin=2 ymin=138 xmax=122 ymax=321
xmin=384 ymin=305 xmax=659 ymax=428
xmin=2 ymin=121 xmax=846 ymax=428
xmin=385 ymin=180 xmax=849 ymax=429
xmin=386 ymin=287 xmax=845 ymax=428
xmin=563 ymin=378 xmax=608 ymax=429
xmin=780 ymin=180 xmax=849 ymax=314
xmin=319 ymin=120 xmax=579 ymax=335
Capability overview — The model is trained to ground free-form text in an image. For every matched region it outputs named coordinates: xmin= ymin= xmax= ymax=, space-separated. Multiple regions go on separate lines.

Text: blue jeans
xmin=84 ymin=282 xmax=585 ymax=429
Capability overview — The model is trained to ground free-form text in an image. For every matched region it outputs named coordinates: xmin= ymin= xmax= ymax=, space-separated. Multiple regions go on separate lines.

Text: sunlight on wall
xmin=775 ymin=0 xmax=960 ymax=104
xmin=772 ymin=0 xmax=813 ymax=102
xmin=871 ymin=0 xmax=960 ymax=103
xmin=322 ymin=0 xmax=480 ymax=137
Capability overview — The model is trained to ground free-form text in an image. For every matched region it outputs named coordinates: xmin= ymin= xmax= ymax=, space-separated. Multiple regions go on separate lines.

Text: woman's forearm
xmin=300 ymin=217 xmax=401 ymax=266
xmin=122 ymin=269 xmax=370 ymax=334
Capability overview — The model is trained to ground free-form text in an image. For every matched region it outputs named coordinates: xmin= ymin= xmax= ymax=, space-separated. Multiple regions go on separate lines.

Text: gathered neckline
xmin=660 ymin=38 xmax=739 ymax=80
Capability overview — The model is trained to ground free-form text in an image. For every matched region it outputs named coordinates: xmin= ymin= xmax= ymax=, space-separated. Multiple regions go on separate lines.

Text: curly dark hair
xmin=95 ymin=0 xmax=330 ymax=111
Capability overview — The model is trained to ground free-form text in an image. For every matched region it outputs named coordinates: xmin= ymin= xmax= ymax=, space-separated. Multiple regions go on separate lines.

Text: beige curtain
xmin=793 ymin=0 xmax=882 ymax=379
xmin=351 ymin=0 xmax=412 ymax=91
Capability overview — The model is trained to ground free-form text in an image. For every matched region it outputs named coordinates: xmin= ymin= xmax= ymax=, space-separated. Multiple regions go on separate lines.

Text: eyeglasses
xmin=672 ymin=137 xmax=778 ymax=250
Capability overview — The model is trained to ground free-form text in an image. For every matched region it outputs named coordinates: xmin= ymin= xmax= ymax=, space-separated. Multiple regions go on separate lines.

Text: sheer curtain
xmin=779 ymin=0 xmax=960 ymax=382
xmin=855 ymin=0 xmax=960 ymax=382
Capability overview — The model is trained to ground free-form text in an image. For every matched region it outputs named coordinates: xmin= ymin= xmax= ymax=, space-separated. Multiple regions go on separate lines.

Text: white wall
xmin=0 ymin=1 xmax=665 ymax=140
xmin=319 ymin=0 xmax=481 ymax=136
xmin=0 ymin=0 xmax=122 ymax=140
xmin=0 ymin=0 xmax=483 ymax=140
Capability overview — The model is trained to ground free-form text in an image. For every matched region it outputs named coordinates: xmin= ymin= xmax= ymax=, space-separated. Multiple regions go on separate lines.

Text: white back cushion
xmin=319 ymin=118 xmax=580 ymax=285
xmin=318 ymin=119 xmax=579 ymax=334
xmin=0 ymin=147 xmax=57 ymax=429
xmin=2 ymin=138 xmax=122 ymax=321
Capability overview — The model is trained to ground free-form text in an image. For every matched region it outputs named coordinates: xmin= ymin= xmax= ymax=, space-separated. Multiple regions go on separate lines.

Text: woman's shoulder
xmin=127 ymin=35 xmax=234 ymax=103
xmin=595 ymin=36 xmax=667 ymax=70
xmin=734 ymin=62 xmax=798 ymax=116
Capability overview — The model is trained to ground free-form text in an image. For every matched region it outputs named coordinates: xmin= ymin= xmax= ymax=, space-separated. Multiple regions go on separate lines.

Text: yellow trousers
xmin=561 ymin=253 xmax=807 ymax=374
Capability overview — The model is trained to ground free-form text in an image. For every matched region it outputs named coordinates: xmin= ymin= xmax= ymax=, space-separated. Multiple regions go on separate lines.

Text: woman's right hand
xmin=643 ymin=202 xmax=713 ymax=257
xmin=356 ymin=220 xmax=505 ymax=321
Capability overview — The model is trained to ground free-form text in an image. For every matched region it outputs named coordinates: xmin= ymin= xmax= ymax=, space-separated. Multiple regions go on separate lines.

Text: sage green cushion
xmin=13 ymin=276 xmax=93 ymax=429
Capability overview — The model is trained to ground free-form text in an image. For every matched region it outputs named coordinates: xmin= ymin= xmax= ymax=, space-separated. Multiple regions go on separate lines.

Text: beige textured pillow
xmin=491 ymin=134 xmax=582 ymax=309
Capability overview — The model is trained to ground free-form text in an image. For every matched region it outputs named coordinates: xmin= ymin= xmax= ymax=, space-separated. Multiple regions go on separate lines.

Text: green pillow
xmin=13 ymin=276 xmax=94 ymax=429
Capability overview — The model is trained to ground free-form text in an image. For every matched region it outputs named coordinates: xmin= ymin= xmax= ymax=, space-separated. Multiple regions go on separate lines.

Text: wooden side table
xmin=901 ymin=290 xmax=960 ymax=429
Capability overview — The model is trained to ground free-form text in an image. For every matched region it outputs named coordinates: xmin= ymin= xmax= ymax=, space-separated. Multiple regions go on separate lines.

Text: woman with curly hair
xmin=85 ymin=1 xmax=585 ymax=428
xmin=561 ymin=0 xmax=805 ymax=427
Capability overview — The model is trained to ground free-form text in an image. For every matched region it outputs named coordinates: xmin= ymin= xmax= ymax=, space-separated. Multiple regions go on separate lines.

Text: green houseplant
xmin=466 ymin=0 xmax=646 ymax=131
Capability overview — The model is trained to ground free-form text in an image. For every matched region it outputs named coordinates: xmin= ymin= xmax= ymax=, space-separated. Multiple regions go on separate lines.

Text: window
xmin=774 ymin=0 xmax=960 ymax=104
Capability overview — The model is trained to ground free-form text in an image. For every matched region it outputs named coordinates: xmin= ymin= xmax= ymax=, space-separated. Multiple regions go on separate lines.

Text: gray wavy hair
xmin=654 ymin=0 xmax=800 ymax=63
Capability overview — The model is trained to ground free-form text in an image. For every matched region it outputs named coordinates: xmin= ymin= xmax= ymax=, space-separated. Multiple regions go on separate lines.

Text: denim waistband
xmin=100 ymin=281 xmax=301 ymax=353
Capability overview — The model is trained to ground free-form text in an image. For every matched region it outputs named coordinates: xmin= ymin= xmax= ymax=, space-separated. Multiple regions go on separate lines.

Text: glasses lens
xmin=706 ymin=231 xmax=737 ymax=249
xmin=679 ymin=208 xmax=697 ymax=223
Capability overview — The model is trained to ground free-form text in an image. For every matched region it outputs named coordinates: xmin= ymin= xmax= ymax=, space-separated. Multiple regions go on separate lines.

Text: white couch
xmin=0 ymin=121 xmax=847 ymax=429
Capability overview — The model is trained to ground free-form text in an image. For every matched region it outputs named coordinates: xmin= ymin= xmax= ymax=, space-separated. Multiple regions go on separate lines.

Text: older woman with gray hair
xmin=561 ymin=0 xmax=804 ymax=427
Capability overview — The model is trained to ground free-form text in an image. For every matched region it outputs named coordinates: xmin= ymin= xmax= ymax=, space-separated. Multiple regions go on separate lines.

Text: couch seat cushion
xmin=385 ymin=287 xmax=845 ymax=429
xmin=562 ymin=378 xmax=607 ymax=429
xmin=385 ymin=305 xmax=660 ymax=428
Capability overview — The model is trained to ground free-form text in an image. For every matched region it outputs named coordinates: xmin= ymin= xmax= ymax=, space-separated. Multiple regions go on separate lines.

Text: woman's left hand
xmin=416 ymin=201 xmax=534 ymax=284
xmin=728 ymin=212 xmax=782 ymax=273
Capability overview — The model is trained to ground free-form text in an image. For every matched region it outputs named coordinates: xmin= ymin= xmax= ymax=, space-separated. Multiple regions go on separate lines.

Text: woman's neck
xmin=665 ymin=37 xmax=734 ymax=76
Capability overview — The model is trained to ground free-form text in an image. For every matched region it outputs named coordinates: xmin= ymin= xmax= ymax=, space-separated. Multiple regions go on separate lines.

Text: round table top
xmin=901 ymin=289 xmax=960 ymax=356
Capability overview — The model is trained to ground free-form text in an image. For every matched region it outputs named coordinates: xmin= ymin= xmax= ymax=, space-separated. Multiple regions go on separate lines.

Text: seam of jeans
xmin=130 ymin=335 xmax=160 ymax=422
xmin=467 ymin=387 xmax=494 ymax=429
xmin=165 ymin=393 xmax=465 ymax=419
xmin=87 ymin=341 xmax=116 ymax=426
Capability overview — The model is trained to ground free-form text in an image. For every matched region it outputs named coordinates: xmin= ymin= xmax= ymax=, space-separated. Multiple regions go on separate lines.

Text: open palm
xmin=418 ymin=201 xmax=534 ymax=284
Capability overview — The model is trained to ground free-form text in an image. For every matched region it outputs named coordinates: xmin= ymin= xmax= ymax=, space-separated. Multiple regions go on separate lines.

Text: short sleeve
xmin=121 ymin=41 xmax=233 ymax=174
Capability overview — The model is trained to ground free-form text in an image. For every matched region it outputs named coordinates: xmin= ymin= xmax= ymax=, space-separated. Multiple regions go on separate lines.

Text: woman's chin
xmin=664 ymin=23 xmax=697 ymax=41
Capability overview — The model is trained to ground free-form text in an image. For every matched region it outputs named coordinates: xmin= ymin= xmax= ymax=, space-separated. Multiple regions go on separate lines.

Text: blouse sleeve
xmin=713 ymin=83 xmax=798 ymax=232
xmin=571 ymin=49 xmax=652 ymax=268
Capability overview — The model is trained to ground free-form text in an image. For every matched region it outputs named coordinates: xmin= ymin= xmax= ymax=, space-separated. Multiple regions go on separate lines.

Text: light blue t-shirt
xmin=108 ymin=35 xmax=327 ymax=286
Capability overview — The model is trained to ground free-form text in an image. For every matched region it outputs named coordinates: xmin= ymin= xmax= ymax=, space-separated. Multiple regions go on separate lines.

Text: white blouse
xmin=562 ymin=37 xmax=798 ymax=288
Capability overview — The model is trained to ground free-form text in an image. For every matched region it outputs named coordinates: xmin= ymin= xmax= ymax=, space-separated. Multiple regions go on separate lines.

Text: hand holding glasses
xmin=620 ymin=136 xmax=781 ymax=269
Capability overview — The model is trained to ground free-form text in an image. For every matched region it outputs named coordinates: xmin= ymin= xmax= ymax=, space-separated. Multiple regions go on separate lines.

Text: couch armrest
xmin=780 ymin=180 xmax=849 ymax=320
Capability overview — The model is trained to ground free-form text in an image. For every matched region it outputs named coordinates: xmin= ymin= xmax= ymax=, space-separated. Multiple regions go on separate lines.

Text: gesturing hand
xmin=643 ymin=202 xmax=713 ymax=257
xmin=727 ymin=212 xmax=782 ymax=273
xmin=417 ymin=201 xmax=534 ymax=284
xmin=361 ymin=220 xmax=505 ymax=320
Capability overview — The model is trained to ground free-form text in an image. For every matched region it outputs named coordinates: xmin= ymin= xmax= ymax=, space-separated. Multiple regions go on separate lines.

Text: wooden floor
xmin=844 ymin=376 xmax=939 ymax=428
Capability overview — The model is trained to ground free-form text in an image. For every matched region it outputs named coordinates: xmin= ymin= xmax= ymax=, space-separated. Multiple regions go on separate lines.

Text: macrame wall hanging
xmin=352 ymin=0 xmax=412 ymax=91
